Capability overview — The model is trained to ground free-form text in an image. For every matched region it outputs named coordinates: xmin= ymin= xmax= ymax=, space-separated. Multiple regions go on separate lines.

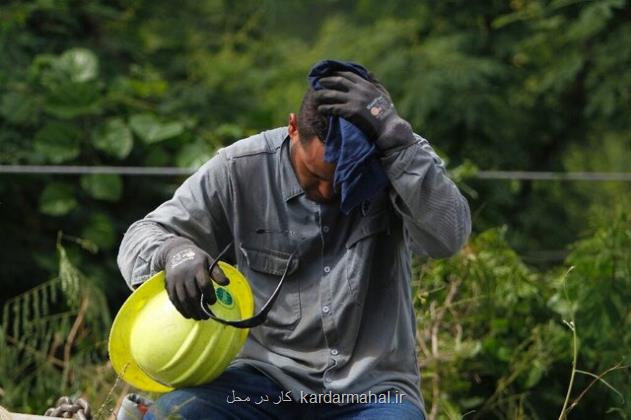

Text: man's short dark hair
xmin=297 ymin=87 xmax=328 ymax=144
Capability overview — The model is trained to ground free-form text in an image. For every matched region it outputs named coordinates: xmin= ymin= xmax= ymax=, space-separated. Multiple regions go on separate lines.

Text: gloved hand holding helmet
xmin=109 ymin=238 xmax=293 ymax=392
xmin=155 ymin=237 xmax=229 ymax=320
xmin=313 ymin=70 xmax=416 ymax=151
xmin=109 ymin=260 xmax=253 ymax=392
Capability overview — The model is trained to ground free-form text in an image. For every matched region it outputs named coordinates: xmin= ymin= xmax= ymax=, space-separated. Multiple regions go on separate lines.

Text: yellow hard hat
xmin=108 ymin=261 xmax=254 ymax=393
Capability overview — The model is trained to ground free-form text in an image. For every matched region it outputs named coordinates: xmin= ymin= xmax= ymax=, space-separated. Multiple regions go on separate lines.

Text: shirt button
xmin=331 ymin=348 xmax=339 ymax=356
xmin=323 ymin=225 xmax=330 ymax=233
xmin=322 ymin=306 xmax=330 ymax=313
xmin=324 ymin=266 xmax=331 ymax=273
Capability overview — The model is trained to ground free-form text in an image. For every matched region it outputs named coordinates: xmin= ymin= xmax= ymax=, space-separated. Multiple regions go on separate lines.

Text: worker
xmin=117 ymin=60 xmax=471 ymax=419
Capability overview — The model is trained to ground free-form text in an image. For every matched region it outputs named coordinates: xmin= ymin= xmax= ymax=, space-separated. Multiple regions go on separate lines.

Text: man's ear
xmin=288 ymin=113 xmax=299 ymax=142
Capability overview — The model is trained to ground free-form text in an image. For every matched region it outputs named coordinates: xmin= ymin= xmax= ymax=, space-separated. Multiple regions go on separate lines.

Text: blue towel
xmin=308 ymin=60 xmax=390 ymax=214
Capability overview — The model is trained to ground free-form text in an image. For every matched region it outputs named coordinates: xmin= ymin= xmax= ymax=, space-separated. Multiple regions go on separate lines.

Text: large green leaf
xmin=176 ymin=140 xmax=214 ymax=168
xmin=214 ymin=123 xmax=245 ymax=141
xmin=92 ymin=118 xmax=133 ymax=159
xmin=39 ymin=183 xmax=77 ymax=216
xmin=55 ymin=48 xmax=99 ymax=82
xmin=81 ymin=213 xmax=116 ymax=250
xmin=129 ymin=113 xmax=184 ymax=144
xmin=80 ymin=174 xmax=123 ymax=201
xmin=34 ymin=122 xmax=82 ymax=163
xmin=45 ymin=81 xmax=101 ymax=119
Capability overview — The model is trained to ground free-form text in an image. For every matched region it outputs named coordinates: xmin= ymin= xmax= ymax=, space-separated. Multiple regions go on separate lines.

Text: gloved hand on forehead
xmin=314 ymin=71 xmax=416 ymax=151
xmin=154 ymin=237 xmax=229 ymax=320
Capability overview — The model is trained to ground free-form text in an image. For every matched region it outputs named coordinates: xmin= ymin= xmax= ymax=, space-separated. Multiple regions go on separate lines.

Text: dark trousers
xmin=144 ymin=365 xmax=425 ymax=419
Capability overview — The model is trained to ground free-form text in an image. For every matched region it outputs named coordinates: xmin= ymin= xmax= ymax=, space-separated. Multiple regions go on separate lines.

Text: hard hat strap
xmin=200 ymin=242 xmax=295 ymax=329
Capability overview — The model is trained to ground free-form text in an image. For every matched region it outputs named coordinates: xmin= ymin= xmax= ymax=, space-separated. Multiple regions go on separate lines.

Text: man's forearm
xmin=117 ymin=155 xmax=233 ymax=289
xmin=117 ymin=219 xmax=178 ymax=289
xmin=381 ymin=135 xmax=472 ymax=258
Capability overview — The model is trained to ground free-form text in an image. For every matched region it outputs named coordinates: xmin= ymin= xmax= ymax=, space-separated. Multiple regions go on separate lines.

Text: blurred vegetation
xmin=0 ymin=235 xmax=117 ymax=414
xmin=415 ymin=203 xmax=631 ymax=418
xmin=0 ymin=0 xmax=630 ymax=418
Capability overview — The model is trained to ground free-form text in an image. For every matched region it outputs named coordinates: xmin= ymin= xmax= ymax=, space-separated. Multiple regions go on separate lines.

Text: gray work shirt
xmin=117 ymin=127 xmax=471 ymax=412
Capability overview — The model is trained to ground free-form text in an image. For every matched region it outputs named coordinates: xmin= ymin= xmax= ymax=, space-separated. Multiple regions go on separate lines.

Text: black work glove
xmin=314 ymin=71 xmax=416 ymax=151
xmin=155 ymin=237 xmax=229 ymax=320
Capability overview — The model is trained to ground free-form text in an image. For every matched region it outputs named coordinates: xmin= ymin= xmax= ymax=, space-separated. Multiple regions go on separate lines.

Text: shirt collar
xmin=280 ymin=135 xmax=304 ymax=202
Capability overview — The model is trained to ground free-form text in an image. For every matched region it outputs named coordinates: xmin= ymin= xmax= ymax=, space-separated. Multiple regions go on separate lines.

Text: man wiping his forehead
xmin=117 ymin=59 xmax=471 ymax=419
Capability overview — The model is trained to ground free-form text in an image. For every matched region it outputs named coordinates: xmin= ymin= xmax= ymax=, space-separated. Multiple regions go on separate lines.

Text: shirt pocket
xmin=345 ymin=210 xmax=390 ymax=301
xmin=239 ymin=244 xmax=301 ymax=331
xmin=345 ymin=211 xmax=390 ymax=249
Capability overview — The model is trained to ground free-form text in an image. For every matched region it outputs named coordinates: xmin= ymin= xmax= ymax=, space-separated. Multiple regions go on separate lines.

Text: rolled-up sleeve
xmin=380 ymin=134 xmax=471 ymax=258
xmin=117 ymin=151 xmax=233 ymax=289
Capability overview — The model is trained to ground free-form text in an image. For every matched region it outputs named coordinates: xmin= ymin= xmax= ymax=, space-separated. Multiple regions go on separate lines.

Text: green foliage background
xmin=0 ymin=0 xmax=629 ymax=418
